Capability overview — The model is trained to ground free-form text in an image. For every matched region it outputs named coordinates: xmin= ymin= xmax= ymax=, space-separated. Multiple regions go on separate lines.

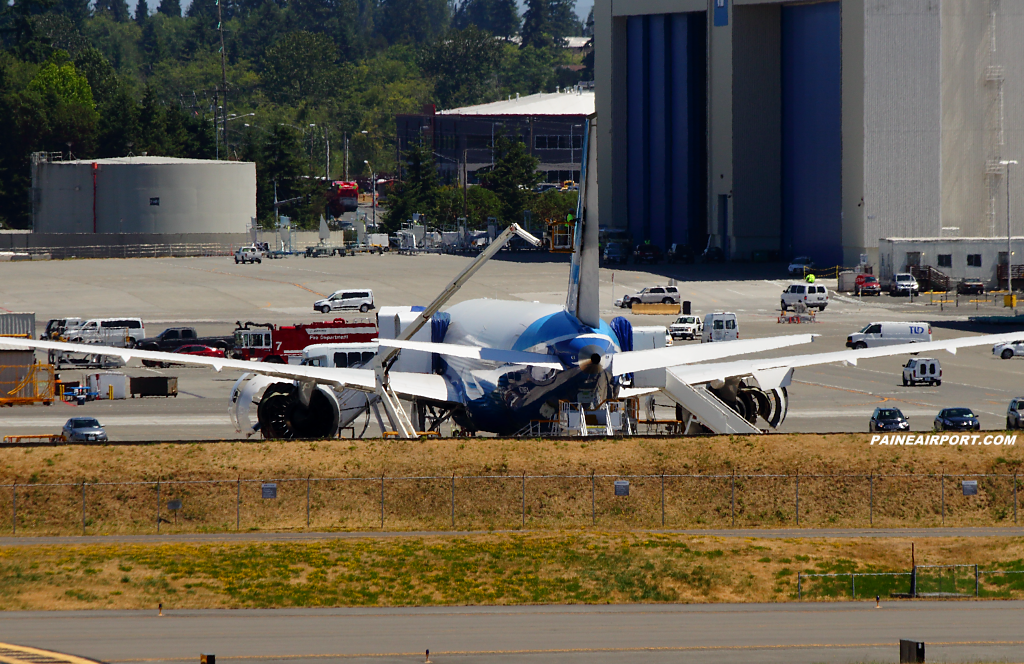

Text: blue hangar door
xmin=627 ymin=13 xmax=707 ymax=252
xmin=781 ymin=1 xmax=842 ymax=267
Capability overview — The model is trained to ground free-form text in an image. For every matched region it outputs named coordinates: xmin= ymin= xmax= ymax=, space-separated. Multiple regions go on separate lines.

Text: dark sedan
xmin=633 ymin=243 xmax=663 ymax=264
xmin=933 ymin=407 xmax=981 ymax=432
xmin=956 ymin=279 xmax=986 ymax=295
xmin=869 ymin=407 xmax=910 ymax=432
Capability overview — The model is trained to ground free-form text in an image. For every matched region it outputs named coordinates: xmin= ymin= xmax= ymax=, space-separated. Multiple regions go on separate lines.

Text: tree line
xmin=0 ymin=0 xmax=591 ymax=230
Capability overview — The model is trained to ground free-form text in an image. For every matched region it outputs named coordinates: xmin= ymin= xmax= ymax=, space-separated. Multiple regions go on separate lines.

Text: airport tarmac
xmin=2 ymin=254 xmax=1022 ymax=440
xmin=1 ymin=601 xmax=1023 ymax=664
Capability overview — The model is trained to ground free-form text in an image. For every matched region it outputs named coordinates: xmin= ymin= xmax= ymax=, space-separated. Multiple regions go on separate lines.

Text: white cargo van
xmin=903 ymin=357 xmax=941 ymax=386
xmin=702 ymin=312 xmax=738 ymax=343
xmin=846 ymin=322 xmax=931 ymax=349
xmin=780 ymin=283 xmax=829 ymax=311
xmin=67 ymin=318 xmax=146 ymax=346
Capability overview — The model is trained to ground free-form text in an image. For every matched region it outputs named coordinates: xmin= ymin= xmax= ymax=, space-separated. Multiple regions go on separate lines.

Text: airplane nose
xmin=578 ymin=344 xmax=605 ymax=374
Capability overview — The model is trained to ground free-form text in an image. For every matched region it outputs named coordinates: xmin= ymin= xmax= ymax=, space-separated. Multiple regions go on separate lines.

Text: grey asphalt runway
xmin=0 ymin=526 xmax=1021 ymax=547
xmin=2 ymin=602 xmax=1023 ymax=664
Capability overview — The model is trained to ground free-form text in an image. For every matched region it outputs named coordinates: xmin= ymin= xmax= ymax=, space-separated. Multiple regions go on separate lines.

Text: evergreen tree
xmin=289 ymin=0 xmax=359 ymax=61
xmin=157 ymin=0 xmax=181 ymax=17
xmin=419 ymin=25 xmax=503 ymax=108
xmin=477 ymin=132 xmax=541 ymax=224
xmin=520 ymin=0 xmax=551 ymax=49
xmin=378 ymin=0 xmax=449 ymax=46
xmin=548 ymin=0 xmax=581 ymax=40
xmin=56 ymin=0 xmax=91 ymax=28
xmin=94 ymin=0 xmax=131 ymax=22
xmin=186 ymin=0 xmax=217 ymax=19
xmin=135 ymin=0 xmax=149 ymax=25
xmin=382 ymin=141 xmax=439 ymax=232
xmin=453 ymin=0 xmax=519 ymax=38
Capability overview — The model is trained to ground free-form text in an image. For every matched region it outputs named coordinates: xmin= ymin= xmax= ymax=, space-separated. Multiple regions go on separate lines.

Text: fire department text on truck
xmin=870 ymin=434 xmax=1017 ymax=445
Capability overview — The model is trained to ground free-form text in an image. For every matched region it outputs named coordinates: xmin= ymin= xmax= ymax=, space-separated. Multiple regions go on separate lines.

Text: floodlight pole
xmin=1003 ymin=160 xmax=1018 ymax=291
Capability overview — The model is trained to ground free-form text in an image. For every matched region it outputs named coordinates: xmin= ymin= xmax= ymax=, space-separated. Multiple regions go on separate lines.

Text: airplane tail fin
xmin=566 ymin=114 xmax=600 ymax=328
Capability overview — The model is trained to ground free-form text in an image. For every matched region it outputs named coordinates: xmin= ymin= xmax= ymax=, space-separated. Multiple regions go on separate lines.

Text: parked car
xmin=855 ymin=274 xmax=882 ymax=296
xmin=666 ymin=243 xmax=696 ymax=264
xmin=889 ymin=272 xmax=920 ymax=296
xmin=957 ymin=278 xmax=986 ymax=295
xmin=869 ymin=407 xmax=910 ymax=432
xmin=143 ymin=344 xmax=226 ymax=368
xmin=902 ymin=357 xmax=941 ymax=386
xmin=788 ymin=256 xmax=815 ymax=276
xmin=234 ymin=244 xmax=263 ymax=264
xmin=780 ymin=283 xmax=829 ymax=311
xmin=313 ymin=289 xmax=375 ymax=314
xmin=62 ymin=417 xmax=108 ymax=443
xmin=702 ymin=246 xmax=726 ymax=263
xmin=702 ymin=312 xmax=738 ymax=343
xmin=846 ymin=322 xmax=931 ymax=349
xmin=615 ymin=286 xmax=681 ymax=308
xmin=669 ymin=314 xmax=703 ymax=340
xmin=1006 ymin=398 xmax=1024 ymax=429
xmin=602 ymin=242 xmax=628 ymax=265
xmin=934 ymin=407 xmax=980 ymax=431
xmin=66 ymin=318 xmax=146 ymax=347
xmin=633 ymin=243 xmax=663 ymax=264
xmin=992 ymin=340 xmax=1024 ymax=360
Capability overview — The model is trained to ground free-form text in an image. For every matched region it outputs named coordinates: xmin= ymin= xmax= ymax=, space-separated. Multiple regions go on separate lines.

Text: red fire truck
xmin=326 ymin=181 xmax=359 ymax=216
xmin=229 ymin=318 xmax=377 ymax=364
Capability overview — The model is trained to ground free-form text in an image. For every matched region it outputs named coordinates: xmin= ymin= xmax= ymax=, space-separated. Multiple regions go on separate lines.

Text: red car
xmin=143 ymin=344 xmax=225 ymax=368
xmin=855 ymin=274 xmax=881 ymax=296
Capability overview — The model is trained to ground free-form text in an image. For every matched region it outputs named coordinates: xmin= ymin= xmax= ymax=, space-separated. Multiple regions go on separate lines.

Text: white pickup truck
xmin=235 ymin=244 xmax=263 ymax=264
xmin=669 ymin=314 xmax=703 ymax=340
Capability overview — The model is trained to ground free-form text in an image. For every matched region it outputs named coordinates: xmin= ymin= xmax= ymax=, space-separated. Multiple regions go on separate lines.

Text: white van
xmin=313 ymin=289 xmax=375 ymax=314
xmin=846 ymin=321 xmax=931 ymax=349
xmin=903 ymin=357 xmax=941 ymax=386
xmin=67 ymin=318 xmax=146 ymax=346
xmin=302 ymin=342 xmax=378 ymax=368
xmin=702 ymin=312 xmax=738 ymax=343
xmin=781 ymin=283 xmax=829 ymax=311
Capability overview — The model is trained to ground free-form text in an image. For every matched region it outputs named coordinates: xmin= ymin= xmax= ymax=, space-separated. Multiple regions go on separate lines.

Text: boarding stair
xmin=661 ymin=368 xmax=762 ymax=435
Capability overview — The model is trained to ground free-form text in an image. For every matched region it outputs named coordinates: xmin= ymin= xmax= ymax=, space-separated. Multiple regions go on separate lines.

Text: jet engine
xmin=708 ymin=380 xmax=789 ymax=428
xmin=229 ymin=373 xmax=341 ymax=439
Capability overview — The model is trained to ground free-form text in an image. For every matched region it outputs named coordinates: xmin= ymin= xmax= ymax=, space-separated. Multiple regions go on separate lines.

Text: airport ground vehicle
xmin=137 ymin=327 xmax=233 ymax=353
xmin=230 ymin=318 xmax=377 ymax=364
xmin=780 ymin=283 xmax=829 ymax=311
xmin=326 ymin=181 xmax=359 ymax=216
xmin=615 ymin=286 xmax=681 ymax=308
xmin=993 ymin=340 xmax=1024 ymax=359
xmin=702 ymin=312 xmax=738 ymax=342
xmin=42 ymin=318 xmax=82 ymax=340
xmin=701 ymin=246 xmax=725 ymax=263
xmin=235 ymin=245 xmax=263 ymax=264
xmin=66 ymin=318 xmax=146 ymax=346
xmin=1007 ymin=398 xmax=1024 ymax=429
xmin=788 ymin=256 xmax=815 ymax=276
xmin=62 ymin=417 xmax=107 ymax=442
xmin=855 ymin=274 xmax=881 ymax=295
xmin=889 ymin=273 xmax=920 ymax=296
xmin=669 ymin=315 xmax=703 ymax=340
xmin=313 ymin=289 xmax=374 ymax=314
xmin=302 ymin=342 xmax=378 ymax=368
xmin=846 ymin=322 xmax=931 ymax=349
xmin=869 ymin=407 xmax=909 ymax=432
xmin=934 ymin=407 xmax=980 ymax=431
xmin=902 ymin=357 xmax=941 ymax=386
xmin=602 ymin=243 xmax=628 ymax=264
xmin=957 ymin=278 xmax=986 ymax=295
xmin=633 ymin=244 xmax=663 ymax=264
xmin=666 ymin=243 xmax=696 ymax=264
xmin=143 ymin=344 xmax=226 ymax=368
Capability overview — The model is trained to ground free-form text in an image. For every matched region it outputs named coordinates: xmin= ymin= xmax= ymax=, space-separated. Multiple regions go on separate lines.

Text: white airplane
xmin=3 ymin=119 xmax=1020 ymax=438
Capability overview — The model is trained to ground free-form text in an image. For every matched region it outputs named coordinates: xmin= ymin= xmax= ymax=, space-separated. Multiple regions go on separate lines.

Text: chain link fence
xmin=0 ymin=472 xmax=1020 ymax=536
xmin=798 ymin=565 xmax=1024 ymax=600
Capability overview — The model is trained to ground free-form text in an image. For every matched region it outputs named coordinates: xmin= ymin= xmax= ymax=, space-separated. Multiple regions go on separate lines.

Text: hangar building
xmin=31 ymin=155 xmax=255 ymax=235
xmin=594 ymin=0 xmax=1024 ymax=267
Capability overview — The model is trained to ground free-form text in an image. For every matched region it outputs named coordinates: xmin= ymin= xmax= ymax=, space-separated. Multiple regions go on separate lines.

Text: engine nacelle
xmin=229 ymin=373 xmax=341 ymax=439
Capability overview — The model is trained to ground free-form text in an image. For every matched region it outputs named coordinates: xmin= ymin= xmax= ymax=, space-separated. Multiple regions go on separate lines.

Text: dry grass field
xmin=0 ymin=434 xmax=1021 ymax=535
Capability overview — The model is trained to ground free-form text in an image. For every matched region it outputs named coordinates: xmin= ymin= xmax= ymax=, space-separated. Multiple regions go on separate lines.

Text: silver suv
xmin=314 ymin=289 xmax=375 ymax=314
xmin=1008 ymin=398 xmax=1024 ymax=429
xmin=890 ymin=273 xmax=920 ymax=296
xmin=615 ymin=286 xmax=680 ymax=308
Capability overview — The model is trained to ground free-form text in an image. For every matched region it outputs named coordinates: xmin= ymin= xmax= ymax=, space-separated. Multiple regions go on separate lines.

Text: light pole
xmin=364 ymin=160 xmax=376 ymax=228
xmin=212 ymin=113 xmax=254 ymax=159
xmin=1002 ymin=159 xmax=1018 ymax=291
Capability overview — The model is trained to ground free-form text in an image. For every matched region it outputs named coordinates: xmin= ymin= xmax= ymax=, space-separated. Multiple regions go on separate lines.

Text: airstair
xmin=661 ymin=368 xmax=762 ymax=434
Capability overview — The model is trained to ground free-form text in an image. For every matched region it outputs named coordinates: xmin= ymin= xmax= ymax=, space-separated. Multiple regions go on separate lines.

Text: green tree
xmin=27 ymin=52 xmax=96 ymax=109
xmin=382 ymin=141 xmax=440 ymax=232
xmin=290 ymin=0 xmax=360 ymax=61
xmin=477 ymin=132 xmax=540 ymax=224
xmin=520 ymin=0 xmax=551 ymax=49
xmin=94 ymin=0 xmax=132 ymax=23
xmin=418 ymin=25 xmax=503 ymax=109
xmin=262 ymin=31 xmax=339 ymax=104
xmin=157 ymin=0 xmax=181 ymax=17
xmin=528 ymin=188 xmax=576 ymax=223
xmin=379 ymin=0 xmax=450 ymax=46
xmin=453 ymin=0 xmax=519 ymax=38
xmin=135 ymin=0 xmax=150 ymax=25
xmin=548 ymin=0 xmax=582 ymax=40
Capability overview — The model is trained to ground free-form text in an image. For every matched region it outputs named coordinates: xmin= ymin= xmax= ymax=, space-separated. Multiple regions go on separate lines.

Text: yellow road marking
xmin=0 ymin=643 xmax=103 ymax=664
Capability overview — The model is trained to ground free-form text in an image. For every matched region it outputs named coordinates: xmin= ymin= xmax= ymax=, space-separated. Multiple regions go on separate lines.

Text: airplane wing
xmin=377 ymin=338 xmax=563 ymax=369
xmin=611 ymin=334 xmax=817 ymax=375
xmin=662 ymin=331 xmax=1024 ymax=389
xmin=0 ymin=336 xmax=458 ymax=403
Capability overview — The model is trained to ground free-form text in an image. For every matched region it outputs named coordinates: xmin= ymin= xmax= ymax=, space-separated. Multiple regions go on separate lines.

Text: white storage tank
xmin=32 ymin=156 xmax=256 ymax=234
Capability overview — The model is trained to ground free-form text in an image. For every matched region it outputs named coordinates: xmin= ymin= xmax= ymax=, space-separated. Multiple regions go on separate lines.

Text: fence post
xmin=451 ymin=473 xmax=455 ymax=529
xmin=798 ymin=573 xmax=801 ymax=599
xmin=795 ymin=472 xmax=800 ymax=526
xmin=661 ymin=473 xmax=665 ymax=527
xmin=236 ymin=478 xmax=240 ymax=530
xmin=591 ymin=471 xmax=595 ymax=526
xmin=157 ymin=480 xmax=161 ymax=534
xmin=975 ymin=564 xmax=979 ymax=597
xmin=941 ymin=473 xmax=945 ymax=525
xmin=11 ymin=483 xmax=15 ymax=535
xmin=731 ymin=472 xmax=736 ymax=527
xmin=306 ymin=476 xmax=311 ymax=528
xmin=852 ymin=574 xmax=855 ymax=599
xmin=869 ymin=474 xmax=874 ymax=526
xmin=81 ymin=482 xmax=86 ymax=535
xmin=1015 ymin=472 xmax=1018 ymax=524
xmin=380 ymin=474 xmax=385 ymax=529
xmin=522 ymin=472 xmax=526 ymax=528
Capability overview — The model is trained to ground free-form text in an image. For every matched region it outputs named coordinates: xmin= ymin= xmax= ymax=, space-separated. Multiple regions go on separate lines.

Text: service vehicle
xmin=1006 ymin=397 xmax=1024 ymax=429
xmin=702 ymin=312 xmax=738 ymax=343
xmin=66 ymin=318 xmax=146 ymax=346
xmin=855 ymin=274 xmax=881 ymax=295
xmin=615 ymin=286 xmax=681 ymax=308
xmin=788 ymin=256 xmax=815 ymax=276
xmin=230 ymin=317 xmax=377 ymax=364
xmin=666 ymin=243 xmax=696 ymax=264
xmin=143 ymin=344 xmax=226 ymax=368
xmin=889 ymin=272 xmax=920 ymax=296
xmin=234 ymin=244 xmax=263 ymax=264
xmin=326 ymin=180 xmax=359 ymax=216
xmin=701 ymin=246 xmax=725 ymax=263
xmin=957 ymin=278 xmax=986 ymax=295
xmin=633 ymin=244 xmax=663 ymax=264
xmin=42 ymin=318 xmax=83 ymax=340
xmin=302 ymin=342 xmax=378 ymax=368
xmin=992 ymin=339 xmax=1024 ymax=359
xmin=934 ymin=407 xmax=980 ymax=431
xmin=62 ymin=417 xmax=107 ymax=443
xmin=902 ymin=357 xmax=941 ymax=386
xmin=780 ymin=283 xmax=829 ymax=311
xmin=313 ymin=289 xmax=374 ymax=314
xmin=602 ymin=242 xmax=628 ymax=264
xmin=846 ymin=322 xmax=931 ymax=349
xmin=137 ymin=327 xmax=233 ymax=353
xmin=669 ymin=314 xmax=703 ymax=341
xmin=869 ymin=407 xmax=910 ymax=432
